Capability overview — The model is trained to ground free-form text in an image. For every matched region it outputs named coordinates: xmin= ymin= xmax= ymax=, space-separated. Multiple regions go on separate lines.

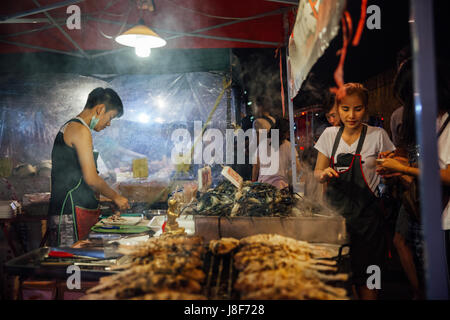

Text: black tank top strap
xmin=355 ymin=125 xmax=368 ymax=155
xmin=331 ymin=126 xmax=344 ymax=159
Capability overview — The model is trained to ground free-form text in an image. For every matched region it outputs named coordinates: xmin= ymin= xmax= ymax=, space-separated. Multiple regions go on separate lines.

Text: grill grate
xmin=202 ymin=243 xmax=352 ymax=300
xmin=203 ymin=251 xmax=239 ymax=300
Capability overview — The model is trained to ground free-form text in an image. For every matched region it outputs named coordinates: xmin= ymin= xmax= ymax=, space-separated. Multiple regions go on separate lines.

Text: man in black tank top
xmin=48 ymin=88 xmax=130 ymax=246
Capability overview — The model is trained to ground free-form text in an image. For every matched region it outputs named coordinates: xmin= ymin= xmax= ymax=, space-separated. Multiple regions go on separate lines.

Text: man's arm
xmin=66 ymin=123 xmax=129 ymax=209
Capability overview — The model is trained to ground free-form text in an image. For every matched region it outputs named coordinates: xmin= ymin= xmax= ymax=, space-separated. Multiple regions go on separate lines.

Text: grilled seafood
xmin=131 ymin=291 xmax=207 ymax=300
xmin=82 ymin=235 xmax=206 ymax=300
xmin=209 ymin=238 xmax=240 ymax=255
xmin=191 ymin=181 xmax=295 ymax=217
xmin=230 ymin=234 xmax=349 ymax=300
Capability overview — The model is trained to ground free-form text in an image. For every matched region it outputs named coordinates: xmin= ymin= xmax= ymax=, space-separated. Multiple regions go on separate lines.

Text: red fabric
xmin=352 ymin=0 xmax=368 ymax=46
xmin=0 ymin=0 xmax=292 ymax=54
xmin=74 ymin=206 xmax=100 ymax=241
xmin=330 ymin=15 xmax=350 ymax=100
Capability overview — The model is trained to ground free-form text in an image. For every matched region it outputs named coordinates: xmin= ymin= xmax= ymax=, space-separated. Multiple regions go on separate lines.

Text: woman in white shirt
xmin=314 ymin=83 xmax=395 ymax=300
xmin=254 ymin=118 xmax=301 ymax=189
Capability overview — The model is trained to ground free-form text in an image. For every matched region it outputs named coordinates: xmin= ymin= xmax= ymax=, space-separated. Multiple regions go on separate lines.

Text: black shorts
xmin=349 ymin=231 xmax=386 ymax=286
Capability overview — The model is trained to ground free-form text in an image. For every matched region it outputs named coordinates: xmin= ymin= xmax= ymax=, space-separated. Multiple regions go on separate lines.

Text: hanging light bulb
xmin=135 ymin=45 xmax=151 ymax=58
xmin=115 ymin=19 xmax=166 ymax=57
xmin=134 ymin=38 xmax=151 ymax=58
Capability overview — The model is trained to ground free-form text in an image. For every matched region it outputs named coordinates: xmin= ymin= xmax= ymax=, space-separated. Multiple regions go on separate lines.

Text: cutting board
xmin=91 ymin=225 xmax=150 ymax=234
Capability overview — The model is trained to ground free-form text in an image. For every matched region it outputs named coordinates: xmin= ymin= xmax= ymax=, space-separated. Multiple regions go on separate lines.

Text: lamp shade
xmin=115 ymin=24 xmax=167 ymax=48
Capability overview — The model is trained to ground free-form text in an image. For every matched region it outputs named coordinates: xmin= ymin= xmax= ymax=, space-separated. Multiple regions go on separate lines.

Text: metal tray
xmin=4 ymin=247 xmax=118 ymax=281
xmin=194 ymin=216 xmax=348 ymax=245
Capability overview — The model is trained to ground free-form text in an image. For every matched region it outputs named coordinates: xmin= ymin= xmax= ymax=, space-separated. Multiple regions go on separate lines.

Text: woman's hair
xmin=393 ymin=59 xmax=415 ymax=148
xmin=393 ymin=58 xmax=450 ymax=148
xmin=336 ymin=83 xmax=369 ymax=107
xmin=84 ymin=87 xmax=124 ymax=118
xmin=277 ymin=118 xmax=290 ymax=146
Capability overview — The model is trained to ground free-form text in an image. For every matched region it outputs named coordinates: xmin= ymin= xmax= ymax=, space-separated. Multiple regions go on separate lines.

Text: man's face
xmin=93 ymin=105 xmax=118 ymax=132
xmin=326 ymin=105 xmax=341 ymax=126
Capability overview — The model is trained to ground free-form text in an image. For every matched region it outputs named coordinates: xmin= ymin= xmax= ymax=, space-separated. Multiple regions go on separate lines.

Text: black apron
xmin=48 ymin=118 xmax=100 ymax=246
xmin=325 ymin=125 xmax=385 ymax=284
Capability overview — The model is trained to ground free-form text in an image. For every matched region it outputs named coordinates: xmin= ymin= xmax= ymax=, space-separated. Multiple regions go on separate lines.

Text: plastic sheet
xmin=0 ymin=72 xmax=232 ymax=184
xmin=288 ymin=0 xmax=345 ymax=97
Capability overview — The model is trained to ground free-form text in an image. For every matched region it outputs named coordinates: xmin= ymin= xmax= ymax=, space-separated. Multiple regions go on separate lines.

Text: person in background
xmin=390 ymin=106 xmax=404 ymax=148
xmin=232 ymin=113 xmax=253 ymax=181
xmin=252 ymin=95 xmax=277 ymax=182
xmin=325 ymin=94 xmax=341 ymax=127
xmin=254 ymin=118 xmax=301 ymax=189
xmin=382 ymin=58 xmax=423 ymax=300
xmin=252 ymin=96 xmax=277 ymax=140
xmin=48 ymin=88 xmax=130 ymax=247
xmin=377 ymin=59 xmax=450 ymax=287
xmin=314 ymin=83 xmax=395 ymax=300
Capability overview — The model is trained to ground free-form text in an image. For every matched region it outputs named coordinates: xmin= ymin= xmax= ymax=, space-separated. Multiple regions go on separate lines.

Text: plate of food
xmin=101 ymin=214 xmax=143 ymax=226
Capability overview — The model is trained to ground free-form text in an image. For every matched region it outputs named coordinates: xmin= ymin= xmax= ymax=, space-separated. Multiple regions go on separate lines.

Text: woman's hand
xmin=319 ymin=167 xmax=339 ymax=183
xmin=377 ymin=158 xmax=408 ymax=174
xmin=378 ymin=150 xmax=395 ymax=159
xmin=113 ymin=195 xmax=130 ymax=211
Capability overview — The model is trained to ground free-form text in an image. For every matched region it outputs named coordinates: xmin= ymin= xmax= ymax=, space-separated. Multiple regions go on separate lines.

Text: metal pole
xmin=410 ymin=0 xmax=449 ymax=299
xmin=0 ymin=39 xmax=84 ymax=58
xmin=285 ymin=49 xmax=298 ymax=193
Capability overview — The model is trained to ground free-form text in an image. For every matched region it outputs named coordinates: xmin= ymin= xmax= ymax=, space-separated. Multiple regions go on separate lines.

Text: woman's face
xmin=338 ymin=94 xmax=366 ymax=129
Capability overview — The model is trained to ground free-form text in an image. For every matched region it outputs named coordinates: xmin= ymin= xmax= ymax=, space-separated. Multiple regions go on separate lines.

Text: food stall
xmin=2 ymin=0 xmax=448 ymax=301
xmin=0 ymin=0 xmax=353 ymax=300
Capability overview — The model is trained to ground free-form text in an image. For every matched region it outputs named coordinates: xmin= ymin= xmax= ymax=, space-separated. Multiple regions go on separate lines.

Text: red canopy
xmin=0 ymin=0 xmax=296 ymax=56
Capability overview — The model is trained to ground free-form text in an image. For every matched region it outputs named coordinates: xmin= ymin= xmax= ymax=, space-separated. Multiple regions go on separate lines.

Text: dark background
xmin=234 ymin=0 xmax=450 ymax=111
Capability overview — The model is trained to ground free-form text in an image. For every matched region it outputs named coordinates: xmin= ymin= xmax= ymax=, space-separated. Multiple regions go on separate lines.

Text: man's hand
xmin=113 ymin=195 xmax=130 ymax=211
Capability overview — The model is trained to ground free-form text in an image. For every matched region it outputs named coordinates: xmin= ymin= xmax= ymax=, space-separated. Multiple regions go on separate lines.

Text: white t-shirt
xmin=314 ymin=125 xmax=395 ymax=193
xmin=437 ymin=113 xmax=450 ymax=230
xmin=257 ymin=140 xmax=299 ymax=189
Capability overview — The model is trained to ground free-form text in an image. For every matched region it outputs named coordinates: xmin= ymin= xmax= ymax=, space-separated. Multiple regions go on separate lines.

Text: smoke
xmin=294 ymin=72 xmax=333 ymax=110
xmin=237 ymin=49 xmax=285 ymax=118
xmin=293 ymin=155 xmax=342 ymax=217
